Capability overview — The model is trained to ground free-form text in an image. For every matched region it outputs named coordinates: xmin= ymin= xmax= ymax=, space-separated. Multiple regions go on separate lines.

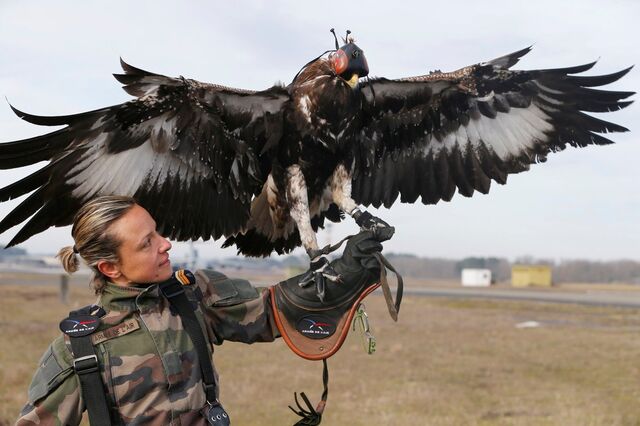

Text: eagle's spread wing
xmin=0 ymin=59 xmax=289 ymax=246
xmin=353 ymin=47 xmax=634 ymax=208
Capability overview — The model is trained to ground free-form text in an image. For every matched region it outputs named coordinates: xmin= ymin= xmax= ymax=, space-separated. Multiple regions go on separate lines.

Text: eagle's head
xmin=329 ymin=30 xmax=369 ymax=88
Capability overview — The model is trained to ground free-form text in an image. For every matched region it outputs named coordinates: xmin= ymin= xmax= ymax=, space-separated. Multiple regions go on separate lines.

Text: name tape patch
xmin=91 ymin=318 xmax=140 ymax=345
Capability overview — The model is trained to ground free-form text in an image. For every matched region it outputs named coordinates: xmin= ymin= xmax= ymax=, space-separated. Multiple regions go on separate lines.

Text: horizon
xmin=4 ymin=242 xmax=639 ymax=265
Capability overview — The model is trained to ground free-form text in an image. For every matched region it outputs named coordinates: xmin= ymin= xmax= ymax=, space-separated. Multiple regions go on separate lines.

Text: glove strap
xmin=307 ymin=234 xmax=356 ymax=259
xmin=289 ymin=359 xmax=329 ymax=425
xmin=373 ymin=252 xmax=404 ymax=322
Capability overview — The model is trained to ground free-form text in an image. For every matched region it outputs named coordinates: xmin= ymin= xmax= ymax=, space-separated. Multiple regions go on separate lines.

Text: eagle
xmin=0 ymin=30 xmax=633 ymax=286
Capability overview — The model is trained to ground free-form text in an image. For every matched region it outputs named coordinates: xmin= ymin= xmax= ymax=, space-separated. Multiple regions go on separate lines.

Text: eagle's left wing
xmin=0 ymin=60 xmax=290 ymax=246
xmin=352 ymin=47 xmax=633 ymax=208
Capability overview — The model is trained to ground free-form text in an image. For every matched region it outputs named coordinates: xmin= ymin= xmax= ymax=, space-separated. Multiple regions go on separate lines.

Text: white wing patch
xmin=68 ymin=136 xmax=201 ymax=201
xmin=425 ymin=103 xmax=553 ymax=161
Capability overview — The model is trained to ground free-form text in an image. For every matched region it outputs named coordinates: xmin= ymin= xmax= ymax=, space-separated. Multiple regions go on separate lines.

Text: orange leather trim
xmin=270 ymin=282 xmax=381 ymax=360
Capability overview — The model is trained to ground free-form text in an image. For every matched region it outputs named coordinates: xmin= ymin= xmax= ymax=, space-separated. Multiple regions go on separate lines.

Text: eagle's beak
xmin=347 ymin=73 xmax=359 ymax=88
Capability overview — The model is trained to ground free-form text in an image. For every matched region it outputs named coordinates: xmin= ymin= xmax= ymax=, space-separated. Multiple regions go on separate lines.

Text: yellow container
xmin=511 ymin=265 xmax=552 ymax=287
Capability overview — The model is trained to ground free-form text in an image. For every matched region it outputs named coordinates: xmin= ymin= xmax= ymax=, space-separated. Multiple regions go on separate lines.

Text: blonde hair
xmin=57 ymin=196 xmax=136 ymax=294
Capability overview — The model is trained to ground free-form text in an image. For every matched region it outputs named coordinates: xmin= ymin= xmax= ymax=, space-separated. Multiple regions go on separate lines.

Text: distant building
xmin=461 ymin=268 xmax=492 ymax=287
xmin=511 ymin=265 xmax=553 ymax=287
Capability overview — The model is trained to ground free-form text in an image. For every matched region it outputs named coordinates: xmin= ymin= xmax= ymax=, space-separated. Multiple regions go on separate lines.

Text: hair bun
xmin=56 ymin=246 xmax=80 ymax=274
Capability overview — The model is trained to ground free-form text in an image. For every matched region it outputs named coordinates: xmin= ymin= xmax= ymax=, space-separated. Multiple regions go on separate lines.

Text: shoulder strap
xmin=159 ymin=272 xmax=218 ymax=404
xmin=60 ymin=306 xmax=111 ymax=426
xmin=69 ymin=338 xmax=112 ymax=426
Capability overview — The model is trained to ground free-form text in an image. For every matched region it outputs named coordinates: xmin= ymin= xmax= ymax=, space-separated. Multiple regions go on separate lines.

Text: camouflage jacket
xmin=16 ymin=269 xmax=280 ymax=425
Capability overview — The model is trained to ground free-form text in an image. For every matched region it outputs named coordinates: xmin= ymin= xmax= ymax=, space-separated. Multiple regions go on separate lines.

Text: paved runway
xmin=400 ymin=286 xmax=640 ymax=308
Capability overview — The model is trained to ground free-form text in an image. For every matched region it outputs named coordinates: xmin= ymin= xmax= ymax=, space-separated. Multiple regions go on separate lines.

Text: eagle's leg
xmin=330 ymin=164 xmax=395 ymax=240
xmin=286 ymin=165 xmax=342 ymax=299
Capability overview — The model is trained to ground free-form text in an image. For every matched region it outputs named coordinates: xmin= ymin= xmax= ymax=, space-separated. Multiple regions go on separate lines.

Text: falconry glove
xmin=270 ymin=228 xmax=402 ymax=425
xmin=329 ymin=228 xmax=387 ymax=287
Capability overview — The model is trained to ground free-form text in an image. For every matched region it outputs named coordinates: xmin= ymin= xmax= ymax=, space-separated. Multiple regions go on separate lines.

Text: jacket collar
xmin=99 ymin=281 xmax=161 ymax=312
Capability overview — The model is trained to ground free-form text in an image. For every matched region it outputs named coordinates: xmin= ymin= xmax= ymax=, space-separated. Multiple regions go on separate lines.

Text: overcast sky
xmin=0 ymin=0 xmax=637 ymax=262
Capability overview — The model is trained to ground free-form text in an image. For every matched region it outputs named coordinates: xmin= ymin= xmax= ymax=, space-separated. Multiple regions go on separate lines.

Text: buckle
xmin=203 ymin=382 xmax=219 ymax=403
xmin=160 ymin=282 xmax=185 ymax=299
xmin=73 ymin=354 xmax=99 ymax=374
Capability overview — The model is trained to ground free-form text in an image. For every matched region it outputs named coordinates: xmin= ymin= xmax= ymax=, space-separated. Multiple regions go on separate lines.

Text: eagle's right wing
xmin=0 ymin=59 xmax=290 ymax=246
xmin=353 ymin=47 xmax=633 ymax=208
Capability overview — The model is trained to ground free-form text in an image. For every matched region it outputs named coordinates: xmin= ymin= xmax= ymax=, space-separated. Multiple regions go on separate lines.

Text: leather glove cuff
xmin=270 ymin=230 xmax=389 ymax=360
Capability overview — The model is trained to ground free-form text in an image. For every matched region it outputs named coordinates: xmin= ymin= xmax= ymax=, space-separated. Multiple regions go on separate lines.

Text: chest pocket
xmin=197 ymin=270 xmax=259 ymax=307
xmin=100 ymin=321 xmax=159 ymax=407
xmin=101 ymin=313 xmax=202 ymax=409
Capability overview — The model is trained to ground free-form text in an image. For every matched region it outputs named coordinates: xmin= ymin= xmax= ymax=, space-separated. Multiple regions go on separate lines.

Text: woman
xmin=15 ymin=195 xmax=386 ymax=425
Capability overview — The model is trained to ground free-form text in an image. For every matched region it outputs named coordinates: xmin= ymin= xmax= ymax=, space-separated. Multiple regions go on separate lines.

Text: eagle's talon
xmin=298 ymin=255 xmax=342 ymax=301
xmin=352 ymin=210 xmax=395 ymax=241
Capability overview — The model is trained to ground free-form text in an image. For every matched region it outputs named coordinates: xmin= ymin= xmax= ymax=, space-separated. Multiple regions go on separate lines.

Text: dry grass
xmin=1 ymin=276 xmax=640 ymax=425
xmin=0 ymin=279 xmax=97 ymax=425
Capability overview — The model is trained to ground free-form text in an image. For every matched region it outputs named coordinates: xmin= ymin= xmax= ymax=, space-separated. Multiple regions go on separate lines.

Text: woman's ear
xmin=97 ymin=259 xmax=122 ymax=281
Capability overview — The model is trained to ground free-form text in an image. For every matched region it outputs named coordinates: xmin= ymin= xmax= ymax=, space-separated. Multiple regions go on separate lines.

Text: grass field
xmin=1 ymin=275 xmax=639 ymax=425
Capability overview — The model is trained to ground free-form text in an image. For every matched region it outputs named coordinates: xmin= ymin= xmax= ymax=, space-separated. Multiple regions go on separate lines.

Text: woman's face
xmin=107 ymin=204 xmax=173 ymax=285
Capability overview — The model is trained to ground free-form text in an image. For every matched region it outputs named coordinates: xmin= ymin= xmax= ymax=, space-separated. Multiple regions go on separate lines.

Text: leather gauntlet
xmin=270 ymin=230 xmax=391 ymax=360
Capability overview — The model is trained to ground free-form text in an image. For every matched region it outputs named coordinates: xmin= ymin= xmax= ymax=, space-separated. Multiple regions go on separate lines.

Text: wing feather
xmin=354 ymin=48 xmax=633 ymax=207
xmin=0 ymin=60 xmax=289 ymax=246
